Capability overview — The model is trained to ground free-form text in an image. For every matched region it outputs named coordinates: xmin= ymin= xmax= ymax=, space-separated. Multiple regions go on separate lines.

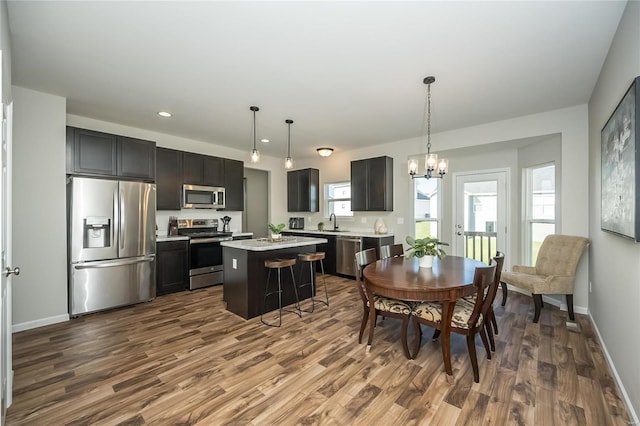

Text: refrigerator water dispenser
xmin=83 ymin=217 xmax=111 ymax=248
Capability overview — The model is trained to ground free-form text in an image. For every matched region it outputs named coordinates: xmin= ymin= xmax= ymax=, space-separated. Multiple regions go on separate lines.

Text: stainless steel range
xmin=178 ymin=219 xmax=232 ymax=290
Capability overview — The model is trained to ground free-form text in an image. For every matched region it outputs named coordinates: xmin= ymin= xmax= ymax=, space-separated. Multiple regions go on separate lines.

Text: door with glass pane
xmin=414 ymin=177 xmax=440 ymax=239
xmin=453 ymin=171 xmax=507 ymax=263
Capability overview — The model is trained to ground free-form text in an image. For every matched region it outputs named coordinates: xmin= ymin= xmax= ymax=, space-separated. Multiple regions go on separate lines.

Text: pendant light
xmin=249 ymin=106 xmax=260 ymax=163
xmin=284 ymin=119 xmax=294 ymax=169
xmin=408 ymin=76 xmax=448 ymax=179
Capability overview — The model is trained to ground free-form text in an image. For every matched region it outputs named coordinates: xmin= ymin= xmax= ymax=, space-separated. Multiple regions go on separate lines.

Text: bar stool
xmin=261 ymin=258 xmax=301 ymax=327
xmin=297 ymin=252 xmax=329 ymax=313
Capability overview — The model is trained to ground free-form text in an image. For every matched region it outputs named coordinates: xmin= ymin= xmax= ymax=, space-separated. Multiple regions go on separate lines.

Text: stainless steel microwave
xmin=182 ymin=184 xmax=225 ymax=209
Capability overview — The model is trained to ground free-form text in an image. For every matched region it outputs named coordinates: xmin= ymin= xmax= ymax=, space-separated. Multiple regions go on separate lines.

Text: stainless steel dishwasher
xmin=336 ymin=236 xmax=362 ymax=277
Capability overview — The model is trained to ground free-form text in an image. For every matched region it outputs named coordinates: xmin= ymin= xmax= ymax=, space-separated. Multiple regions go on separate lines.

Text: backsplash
xmin=156 ymin=210 xmax=243 ymax=235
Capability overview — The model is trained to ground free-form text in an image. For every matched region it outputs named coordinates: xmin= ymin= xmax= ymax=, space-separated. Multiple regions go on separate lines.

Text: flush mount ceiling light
xmin=408 ymin=76 xmax=448 ymax=179
xmin=157 ymin=111 xmax=172 ymax=118
xmin=249 ymin=106 xmax=260 ymax=163
xmin=284 ymin=119 xmax=294 ymax=170
xmin=261 ymin=138 xmax=270 ymax=143
xmin=316 ymin=147 xmax=334 ymax=157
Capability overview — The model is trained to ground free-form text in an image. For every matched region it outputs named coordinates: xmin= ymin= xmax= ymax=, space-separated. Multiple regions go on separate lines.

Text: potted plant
xmin=268 ymin=223 xmax=286 ymax=241
xmin=405 ymin=236 xmax=448 ymax=268
xmin=317 ymin=222 xmax=324 ymax=231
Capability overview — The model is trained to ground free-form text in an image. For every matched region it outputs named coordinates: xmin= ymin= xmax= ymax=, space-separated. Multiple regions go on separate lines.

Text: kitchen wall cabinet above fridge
xmin=66 ymin=127 xmax=156 ymax=181
xmin=287 ymin=168 xmax=319 ymax=212
xmin=351 ymin=156 xmax=393 ymax=211
xmin=156 ymin=147 xmax=244 ymax=211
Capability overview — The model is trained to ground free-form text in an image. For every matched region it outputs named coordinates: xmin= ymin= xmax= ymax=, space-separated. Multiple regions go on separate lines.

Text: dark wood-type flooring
xmin=6 ymin=275 xmax=632 ymax=425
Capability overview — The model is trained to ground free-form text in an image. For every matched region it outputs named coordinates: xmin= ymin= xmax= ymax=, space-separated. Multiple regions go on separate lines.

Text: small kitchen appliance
xmin=289 ymin=217 xmax=304 ymax=230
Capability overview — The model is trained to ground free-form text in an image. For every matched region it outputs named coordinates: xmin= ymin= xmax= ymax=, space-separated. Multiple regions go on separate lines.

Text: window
xmin=325 ymin=182 xmax=353 ymax=217
xmin=525 ymin=163 xmax=555 ymax=264
xmin=414 ymin=177 xmax=440 ymax=239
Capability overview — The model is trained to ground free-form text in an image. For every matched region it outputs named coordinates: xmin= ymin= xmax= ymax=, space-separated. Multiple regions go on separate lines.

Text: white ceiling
xmin=7 ymin=1 xmax=626 ymax=159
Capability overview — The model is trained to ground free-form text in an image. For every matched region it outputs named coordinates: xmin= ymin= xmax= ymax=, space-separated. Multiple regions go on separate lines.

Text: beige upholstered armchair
xmin=500 ymin=234 xmax=589 ymax=323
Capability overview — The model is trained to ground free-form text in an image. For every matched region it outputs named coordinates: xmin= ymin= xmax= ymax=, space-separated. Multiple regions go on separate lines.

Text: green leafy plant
xmin=268 ymin=223 xmax=286 ymax=234
xmin=318 ymin=222 xmax=324 ymax=231
xmin=405 ymin=236 xmax=448 ymax=259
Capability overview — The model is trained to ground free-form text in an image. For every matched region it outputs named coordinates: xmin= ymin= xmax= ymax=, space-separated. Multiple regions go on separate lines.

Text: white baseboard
xmin=12 ymin=314 xmax=69 ymax=333
xmin=588 ymin=312 xmax=639 ymax=425
xmin=504 ymin=284 xmax=588 ymax=315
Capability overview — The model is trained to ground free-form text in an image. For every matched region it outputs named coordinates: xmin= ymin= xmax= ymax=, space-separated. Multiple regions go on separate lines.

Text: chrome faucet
xmin=329 ymin=213 xmax=338 ymax=231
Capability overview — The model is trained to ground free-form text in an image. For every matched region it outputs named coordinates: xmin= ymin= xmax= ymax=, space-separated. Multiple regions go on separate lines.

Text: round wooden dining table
xmin=363 ymin=255 xmax=486 ymax=377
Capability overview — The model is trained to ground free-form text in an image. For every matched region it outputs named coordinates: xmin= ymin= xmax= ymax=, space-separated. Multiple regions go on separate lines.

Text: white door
xmin=453 ymin=170 xmax=508 ymax=263
xmin=0 ymin=51 xmax=16 ymax=421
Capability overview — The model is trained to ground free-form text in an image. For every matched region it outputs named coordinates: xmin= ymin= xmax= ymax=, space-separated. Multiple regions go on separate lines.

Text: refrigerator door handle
xmin=74 ymin=256 xmax=155 ymax=270
xmin=119 ymin=188 xmax=125 ymax=250
xmin=113 ymin=189 xmax=119 ymax=254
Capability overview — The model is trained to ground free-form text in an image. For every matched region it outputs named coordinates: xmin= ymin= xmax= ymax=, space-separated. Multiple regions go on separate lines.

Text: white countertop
xmin=284 ymin=229 xmax=394 ymax=239
xmin=221 ymin=236 xmax=328 ymax=251
xmin=232 ymin=232 xmax=254 ymax=238
xmin=157 ymin=232 xmax=253 ymax=242
xmin=157 ymin=235 xmax=189 ymax=242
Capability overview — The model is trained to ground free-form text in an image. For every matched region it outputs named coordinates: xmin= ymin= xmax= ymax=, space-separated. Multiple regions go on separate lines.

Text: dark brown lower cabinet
xmin=156 ymin=240 xmax=189 ymax=296
xmin=363 ymin=236 xmax=395 ymax=259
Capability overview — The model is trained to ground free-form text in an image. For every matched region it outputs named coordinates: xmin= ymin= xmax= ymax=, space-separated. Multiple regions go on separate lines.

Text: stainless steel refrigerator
xmin=68 ymin=177 xmax=156 ymax=316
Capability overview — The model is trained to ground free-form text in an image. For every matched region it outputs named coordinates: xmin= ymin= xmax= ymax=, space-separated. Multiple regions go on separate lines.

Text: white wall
xmin=588 ymin=0 xmax=640 ymax=421
xmin=1 ymin=0 xmax=12 ymax=103
xmin=299 ymin=105 xmax=590 ymax=310
xmin=12 ymin=86 xmax=68 ymax=330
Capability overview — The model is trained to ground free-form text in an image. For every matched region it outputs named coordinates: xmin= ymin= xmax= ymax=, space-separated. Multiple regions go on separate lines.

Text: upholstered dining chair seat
xmin=412 ymin=299 xmax=482 ymax=330
xmin=373 ymin=296 xmax=414 ymax=315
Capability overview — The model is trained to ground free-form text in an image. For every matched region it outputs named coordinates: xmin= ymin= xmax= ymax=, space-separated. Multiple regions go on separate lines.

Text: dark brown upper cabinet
xmin=66 ymin=127 xmax=155 ymax=181
xmin=156 ymin=147 xmax=183 ymax=210
xmin=287 ymin=168 xmax=319 ymax=212
xmin=223 ymin=159 xmax=244 ymax=211
xmin=183 ymin=152 xmax=224 ymax=187
xmin=351 ymin=156 xmax=393 ymax=211
xmin=117 ymin=136 xmax=156 ymax=180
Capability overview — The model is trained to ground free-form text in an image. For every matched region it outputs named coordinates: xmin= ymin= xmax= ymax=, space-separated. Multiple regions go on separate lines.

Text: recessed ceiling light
xmin=260 ymin=139 xmax=269 ymax=143
xmin=157 ymin=111 xmax=172 ymax=118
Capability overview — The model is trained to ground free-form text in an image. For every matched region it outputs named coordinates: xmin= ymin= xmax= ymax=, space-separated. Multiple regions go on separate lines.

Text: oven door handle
xmin=190 ymin=237 xmax=233 ymax=244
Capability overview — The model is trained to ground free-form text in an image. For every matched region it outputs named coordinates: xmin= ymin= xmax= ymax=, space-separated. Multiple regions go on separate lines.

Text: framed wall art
xmin=601 ymin=76 xmax=640 ymax=241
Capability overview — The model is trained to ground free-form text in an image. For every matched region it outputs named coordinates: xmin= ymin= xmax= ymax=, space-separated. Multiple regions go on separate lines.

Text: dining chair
xmin=462 ymin=252 xmax=505 ymax=353
xmin=500 ymin=234 xmax=589 ymax=323
xmin=380 ymin=243 xmax=404 ymax=259
xmin=411 ymin=261 xmax=497 ymax=383
xmin=354 ymin=248 xmax=414 ymax=358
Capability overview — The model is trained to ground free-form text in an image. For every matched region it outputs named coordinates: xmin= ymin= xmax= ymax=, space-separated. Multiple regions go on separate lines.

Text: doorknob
xmin=4 ymin=266 xmax=20 ymax=277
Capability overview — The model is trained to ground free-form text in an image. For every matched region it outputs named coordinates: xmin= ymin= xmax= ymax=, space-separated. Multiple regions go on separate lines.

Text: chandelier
xmin=408 ymin=76 xmax=448 ymax=179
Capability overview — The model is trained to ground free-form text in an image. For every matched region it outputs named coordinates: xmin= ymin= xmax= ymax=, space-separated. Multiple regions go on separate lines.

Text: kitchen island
xmin=221 ymin=236 xmax=328 ymax=319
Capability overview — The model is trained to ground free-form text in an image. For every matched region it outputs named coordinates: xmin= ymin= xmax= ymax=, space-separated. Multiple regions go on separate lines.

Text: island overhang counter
xmin=221 ymin=237 xmax=328 ymax=319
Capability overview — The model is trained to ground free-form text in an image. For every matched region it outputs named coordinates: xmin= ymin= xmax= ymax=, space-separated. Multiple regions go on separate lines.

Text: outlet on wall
xmin=361 ymin=217 xmax=367 ymax=223
xmin=397 ymin=217 xmax=404 ymax=224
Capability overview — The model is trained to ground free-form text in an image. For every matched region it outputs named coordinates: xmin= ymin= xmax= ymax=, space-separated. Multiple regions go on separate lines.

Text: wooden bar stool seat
xmin=297 ymin=252 xmax=329 ymax=313
xmin=261 ymin=258 xmax=301 ymax=327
